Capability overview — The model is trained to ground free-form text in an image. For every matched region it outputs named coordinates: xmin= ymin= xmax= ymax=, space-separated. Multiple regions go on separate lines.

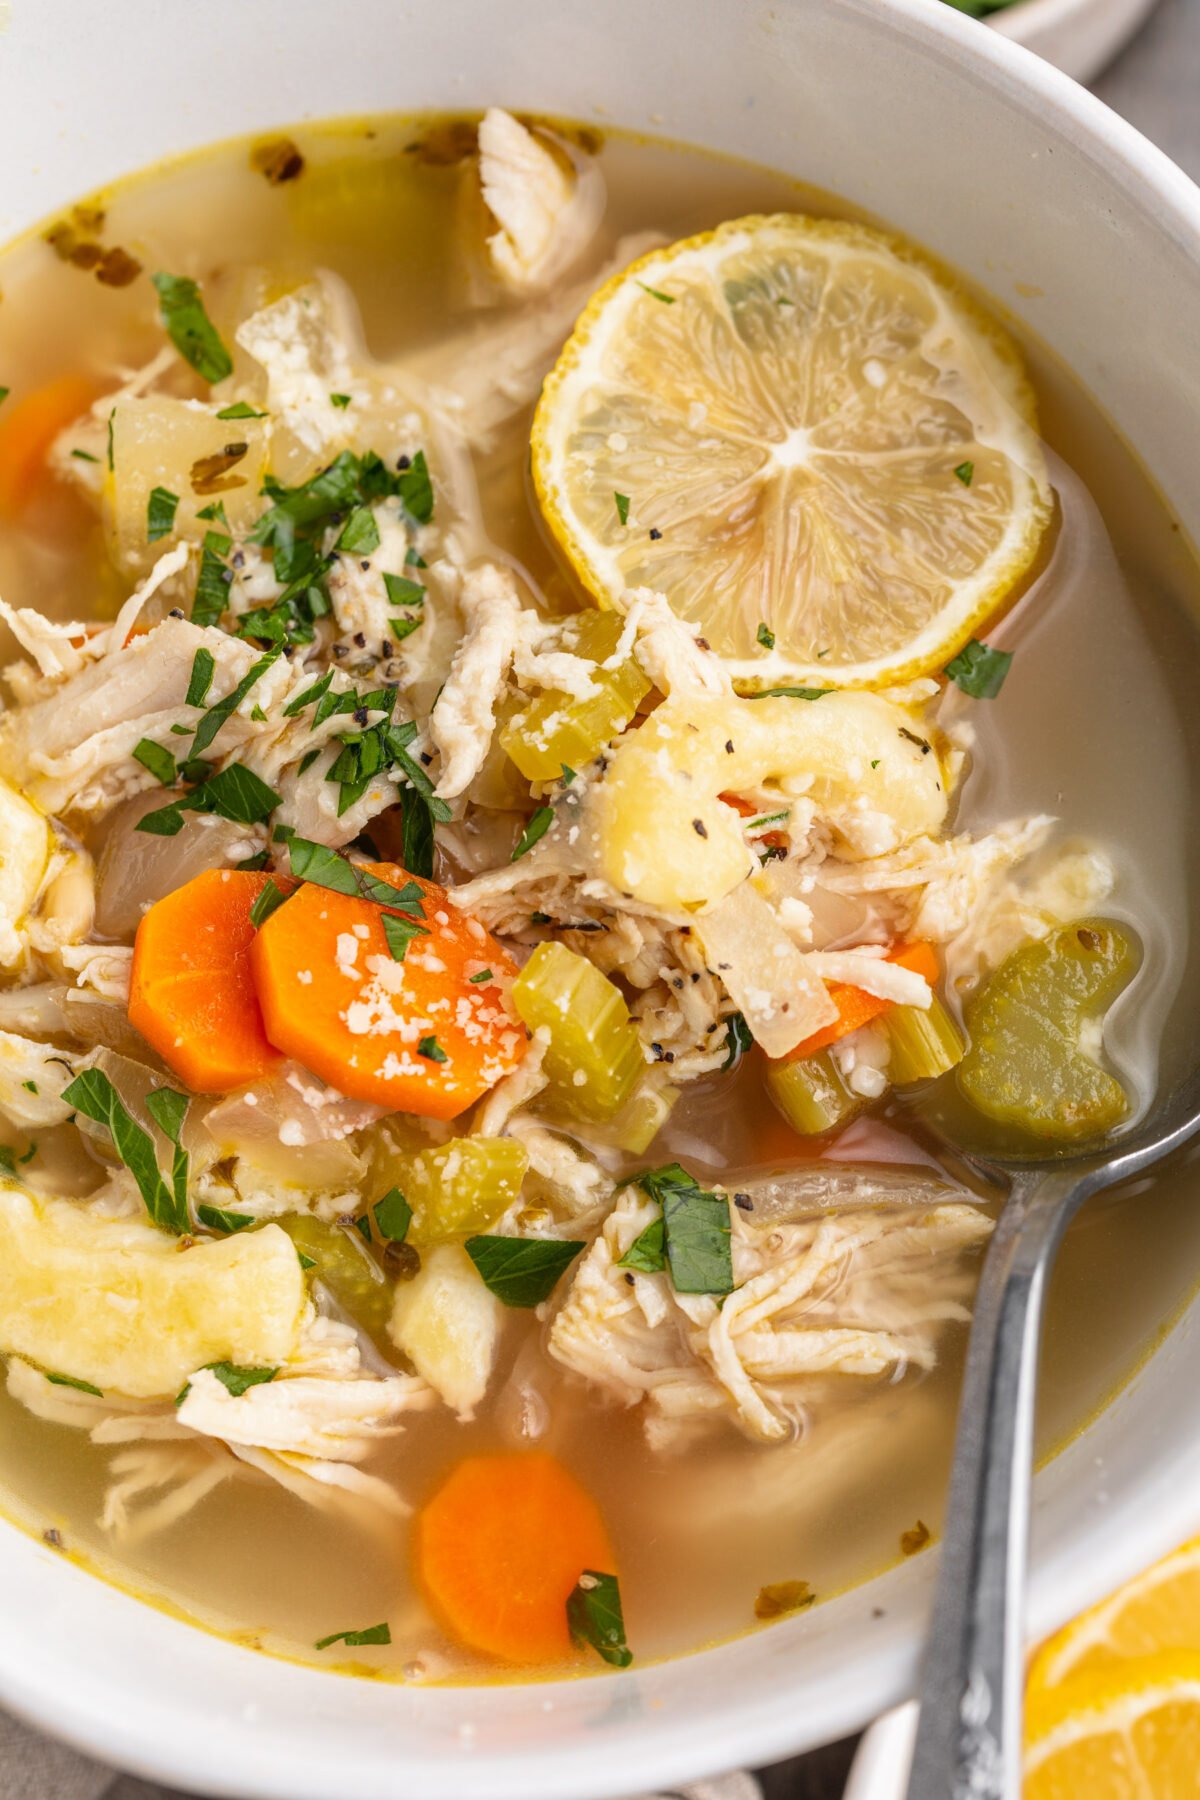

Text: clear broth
xmin=0 ymin=114 xmax=1198 ymax=1679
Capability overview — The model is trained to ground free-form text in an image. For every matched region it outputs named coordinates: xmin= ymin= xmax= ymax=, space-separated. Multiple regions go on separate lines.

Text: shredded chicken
xmin=478 ymin=109 xmax=603 ymax=292
xmin=550 ymin=1179 xmax=992 ymax=1446
xmin=429 ymin=561 xmax=524 ymax=797
xmin=626 ymin=587 xmax=733 ymax=699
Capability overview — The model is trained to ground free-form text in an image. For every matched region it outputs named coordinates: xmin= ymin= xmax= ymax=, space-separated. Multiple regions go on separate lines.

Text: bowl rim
xmin=0 ymin=2 xmax=1198 ymax=1796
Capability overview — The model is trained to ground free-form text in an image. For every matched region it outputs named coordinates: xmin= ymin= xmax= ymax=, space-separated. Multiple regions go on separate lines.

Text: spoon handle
xmin=902 ymin=1170 xmax=1084 ymax=1800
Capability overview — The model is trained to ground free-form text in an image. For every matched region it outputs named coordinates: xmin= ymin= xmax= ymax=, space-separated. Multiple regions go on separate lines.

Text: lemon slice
xmin=1030 ymin=1536 xmax=1200 ymax=1690
xmin=533 ymin=215 xmax=1052 ymax=687
xmin=1025 ymin=1653 xmax=1200 ymax=1798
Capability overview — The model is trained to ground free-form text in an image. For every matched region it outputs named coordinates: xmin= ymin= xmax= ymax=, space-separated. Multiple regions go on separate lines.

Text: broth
xmin=0 ymin=114 xmax=1198 ymax=1682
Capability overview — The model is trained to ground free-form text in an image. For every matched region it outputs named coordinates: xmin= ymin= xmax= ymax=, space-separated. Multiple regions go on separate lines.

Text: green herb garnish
xmin=133 ymin=739 xmax=177 ymax=786
xmin=567 ymin=1571 xmax=633 ymax=1668
xmin=196 ymin=1204 xmax=256 ymax=1234
xmin=248 ymin=879 xmax=289 ymax=929
xmin=314 ymin=1623 xmax=391 ymax=1651
xmin=954 ymin=460 xmax=975 ymax=486
xmin=756 ymin=621 xmax=776 ymax=650
xmin=465 ymin=1235 xmax=585 ymax=1308
xmin=185 ymin=647 xmax=216 ymax=708
xmin=192 ymin=529 xmax=233 ymax=628
xmin=62 ymin=1070 xmax=188 ymax=1235
xmin=151 ymin=272 xmax=233 ymax=383
xmin=45 ymin=1373 xmax=104 ymax=1397
xmin=720 ymin=1012 xmax=754 ymax=1072
xmin=200 ymin=1362 xmax=278 ymax=1398
xmin=335 ymin=506 xmax=381 ymax=556
xmin=382 ymin=912 xmax=428 ymax=962
xmin=614 ymin=492 xmax=630 ymax=527
xmin=512 ymin=806 xmax=554 ymax=862
xmin=216 ymin=401 xmax=267 ymax=420
xmin=627 ymin=1163 xmax=733 ymax=1296
xmin=944 ymin=637 xmax=1012 ymax=699
xmin=417 ymin=1035 xmax=447 ymax=1063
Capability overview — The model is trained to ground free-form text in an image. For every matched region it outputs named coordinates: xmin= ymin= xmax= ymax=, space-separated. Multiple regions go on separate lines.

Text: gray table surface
xmin=3 ymin=6 xmax=1198 ymax=1799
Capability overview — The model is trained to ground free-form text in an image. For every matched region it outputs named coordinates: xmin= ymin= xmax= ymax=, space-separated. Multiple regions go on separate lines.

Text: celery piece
xmin=958 ymin=919 xmax=1137 ymax=1141
xmin=513 ymin=940 xmax=645 ymax=1121
xmin=500 ymin=610 xmax=651 ymax=781
xmin=886 ymin=995 xmax=966 ymax=1086
xmin=557 ymin=1082 xmax=679 ymax=1155
xmin=401 ymin=1136 xmax=528 ymax=1247
xmin=765 ymin=1049 xmax=864 ymax=1136
xmin=278 ymin=1215 xmax=393 ymax=1338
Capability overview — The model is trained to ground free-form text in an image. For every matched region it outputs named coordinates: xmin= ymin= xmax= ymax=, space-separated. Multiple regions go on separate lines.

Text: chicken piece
xmin=549 ymin=1174 xmax=992 ymax=1446
xmin=176 ymin=1365 xmax=421 ymax=1460
xmin=0 ymin=1029 xmax=77 ymax=1128
xmin=429 ymin=561 xmax=524 ymax=798
xmin=625 ymin=587 xmax=733 ymax=700
xmin=235 ymin=284 xmax=355 ymax=465
xmin=478 ymin=109 xmax=602 ymax=292
xmin=0 ymin=616 xmax=270 ymax=817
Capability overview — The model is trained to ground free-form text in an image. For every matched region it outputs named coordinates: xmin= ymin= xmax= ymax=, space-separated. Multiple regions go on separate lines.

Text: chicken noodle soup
xmin=0 ymin=111 xmax=1197 ymax=1680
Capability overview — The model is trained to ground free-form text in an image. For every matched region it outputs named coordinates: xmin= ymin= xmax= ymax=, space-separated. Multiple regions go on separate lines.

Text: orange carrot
xmin=128 ymin=869 xmax=284 ymax=1092
xmin=250 ymin=861 xmax=524 ymax=1120
xmin=0 ymin=374 xmax=100 ymax=516
xmin=784 ymin=941 xmax=941 ymax=1061
xmin=415 ymin=1452 xmax=617 ymax=1665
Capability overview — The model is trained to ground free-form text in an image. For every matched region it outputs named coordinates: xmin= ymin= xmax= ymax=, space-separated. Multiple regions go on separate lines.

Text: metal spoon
xmin=903 ymin=1069 xmax=1200 ymax=1800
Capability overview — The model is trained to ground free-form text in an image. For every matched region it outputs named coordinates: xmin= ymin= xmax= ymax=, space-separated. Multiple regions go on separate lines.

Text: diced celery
xmin=556 ymin=1081 xmax=679 ymax=1155
xmin=401 ymin=1136 xmax=528 ymax=1247
xmin=108 ymin=396 xmax=269 ymax=574
xmin=500 ymin=609 xmax=651 ymax=781
xmin=765 ymin=1050 xmax=864 ymax=1136
xmin=886 ymin=995 xmax=966 ymax=1085
xmin=278 ymin=1214 xmax=394 ymax=1339
xmin=512 ymin=940 xmax=645 ymax=1120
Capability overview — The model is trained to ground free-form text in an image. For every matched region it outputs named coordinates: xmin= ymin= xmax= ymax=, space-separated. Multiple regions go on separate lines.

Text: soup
xmin=0 ymin=112 xmax=1197 ymax=1682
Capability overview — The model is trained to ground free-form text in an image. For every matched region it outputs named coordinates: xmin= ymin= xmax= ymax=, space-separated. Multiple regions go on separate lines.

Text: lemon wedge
xmin=1030 ymin=1535 xmax=1200 ymax=1690
xmin=1025 ymin=1652 xmax=1200 ymax=1798
xmin=533 ymin=215 xmax=1052 ymax=687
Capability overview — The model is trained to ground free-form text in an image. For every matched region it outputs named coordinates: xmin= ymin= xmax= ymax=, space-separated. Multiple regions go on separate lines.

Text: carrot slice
xmin=128 ymin=869 xmax=284 ymax=1092
xmin=250 ymin=861 xmax=524 ymax=1120
xmin=415 ymin=1452 xmax=617 ymax=1665
xmin=0 ymin=374 xmax=100 ymax=516
xmin=784 ymin=940 xmax=941 ymax=1060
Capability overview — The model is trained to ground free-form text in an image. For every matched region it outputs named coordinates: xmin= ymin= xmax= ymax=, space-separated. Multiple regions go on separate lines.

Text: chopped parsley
xmin=944 ymin=637 xmax=1012 ymax=699
xmin=191 ymin=650 xmax=280 ymax=757
xmin=151 ymin=272 xmax=233 ymax=383
xmin=0 ymin=1147 xmax=19 ymax=1178
xmin=192 ymin=529 xmax=233 ymax=628
xmin=71 ymin=448 xmax=100 ymax=463
xmin=46 ymin=1373 xmax=103 ymax=1397
xmin=512 ymin=806 xmax=554 ymax=862
xmin=745 ymin=686 xmax=831 ymax=701
xmin=248 ymin=879 xmax=289 ymax=929
xmin=567 ymin=1571 xmax=633 ymax=1668
xmin=417 ymin=1035 xmax=447 ymax=1063
xmin=138 ymin=764 xmax=282 ymax=837
xmin=329 ymin=392 xmax=351 ymax=409
xmin=954 ymin=460 xmax=975 ymax=487
xmin=365 ymin=1188 xmax=412 ymax=1243
xmin=756 ymin=621 xmax=776 ymax=650
xmin=621 ymin=1163 xmax=734 ymax=1295
xmin=382 ymin=912 xmax=428 ymax=962
xmin=465 ymin=1235 xmax=585 ymax=1308
xmin=216 ymin=401 xmax=267 ymax=420
xmin=185 ymin=647 xmax=216 ymax=708
xmin=616 ymin=1214 xmax=666 ymax=1274
xmin=636 ymin=281 xmax=675 ymax=305
xmin=614 ymin=491 xmax=630 ymax=527
xmin=62 ymin=1069 xmax=189 ymax=1235
xmin=145 ymin=1087 xmax=190 ymax=1228
xmin=383 ymin=573 xmax=425 ymax=609
xmin=199 ymin=1362 xmax=278 ymax=1398
xmin=0 ymin=388 xmax=7 ymax=406
xmin=720 ymin=1011 xmax=754 ymax=1071
xmin=314 ymin=1622 xmax=391 ymax=1651
xmin=334 ymin=505 xmax=381 ymax=555
xmin=133 ymin=738 xmax=177 ymax=786
xmin=196 ymin=1204 xmax=256 ymax=1235
xmin=467 ymin=968 xmax=493 ymax=984
xmin=287 ymin=838 xmax=426 ymax=916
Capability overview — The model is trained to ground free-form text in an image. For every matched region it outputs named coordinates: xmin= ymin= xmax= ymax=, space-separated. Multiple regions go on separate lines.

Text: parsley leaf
xmin=314 ymin=1622 xmax=391 ymax=1651
xmin=185 ymin=648 xmax=216 ymax=708
xmin=62 ymin=1069 xmax=188 ymax=1235
xmin=721 ymin=1012 xmax=754 ymax=1071
xmin=745 ymin=686 xmax=831 ymax=701
xmin=249 ymin=879 xmax=289 ymax=929
xmin=46 ymin=1372 xmax=104 ymax=1397
xmin=133 ymin=739 xmax=177 ymax=786
xmin=151 ymin=272 xmax=233 ymax=383
xmin=397 ymin=449 xmax=433 ymax=525
xmin=145 ymin=1086 xmax=190 ymax=1225
xmin=756 ymin=621 xmax=776 ymax=650
xmin=191 ymin=651 xmax=280 ymax=757
xmin=629 ymin=1163 xmax=733 ymax=1295
xmin=329 ymin=392 xmax=351 ymax=409
xmin=196 ymin=1203 xmax=256 ymax=1234
xmin=954 ymin=460 xmax=975 ymax=486
xmin=335 ymin=505 xmax=381 ymax=555
xmin=184 ymin=763 xmax=281 ymax=825
xmin=614 ymin=491 xmax=630 ymax=526
xmin=567 ymin=1571 xmax=633 ymax=1668
xmin=216 ymin=401 xmax=266 ymax=420
xmin=417 ymin=1035 xmax=447 ymax=1062
xmin=370 ymin=1188 xmax=412 ymax=1242
xmin=146 ymin=486 xmax=179 ymax=543
xmin=287 ymin=838 xmax=426 ymax=915
xmin=944 ymin=637 xmax=1012 ymax=699
xmin=382 ymin=912 xmax=428 ymax=961
xmin=383 ymin=573 xmax=425 ymax=609
xmin=512 ymin=806 xmax=554 ymax=862
xmin=636 ymin=282 xmax=675 ymax=305
xmin=617 ymin=1215 xmax=666 ymax=1274
xmin=464 ymin=1235 xmax=585 ymax=1308
xmin=200 ymin=1362 xmax=278 ymax=1398
xmin=192 ymin=529 xmax=233 ymax=628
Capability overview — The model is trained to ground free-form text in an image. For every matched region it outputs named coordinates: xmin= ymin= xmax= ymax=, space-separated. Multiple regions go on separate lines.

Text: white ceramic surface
xmin=0 ymin=2 xmax=1198 ymax=1797
xmin=993 ymin=0 xmax=1161 ymax=83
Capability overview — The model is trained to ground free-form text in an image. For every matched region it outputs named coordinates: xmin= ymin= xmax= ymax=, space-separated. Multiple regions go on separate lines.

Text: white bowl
xmin=992 ymin=0 xmax=1161 ymax=83
xmin=1 ymin=3 xmax=1199 ymax=1797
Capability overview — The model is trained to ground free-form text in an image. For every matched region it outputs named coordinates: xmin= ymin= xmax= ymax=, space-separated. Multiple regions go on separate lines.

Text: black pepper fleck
xmin=648 ymin=527 xmax=663 ymax=541
xmin=734 ymin=1193 xmax=753 ymax=1211
xmin=692 ymin=818 xmax=708 ymax=838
